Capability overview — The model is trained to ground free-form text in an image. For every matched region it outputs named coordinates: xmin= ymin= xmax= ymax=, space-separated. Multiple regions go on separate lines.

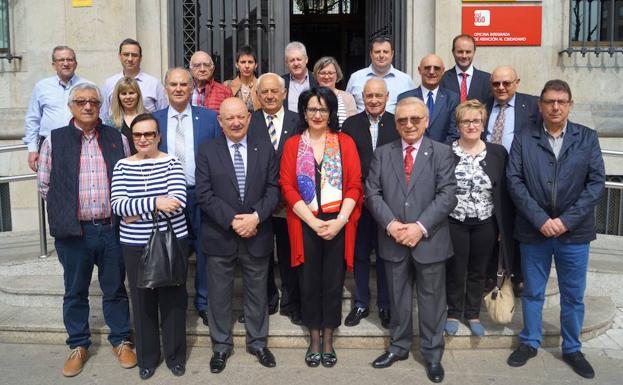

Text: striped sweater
xmin=111 ymin=155 xmax=188 ymax=246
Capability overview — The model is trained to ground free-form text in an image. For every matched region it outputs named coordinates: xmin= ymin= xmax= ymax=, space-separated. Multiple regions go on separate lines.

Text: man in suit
xmin=153 ymin=68 xmax=221 ymax=327
xmin=196 ymin=97 xmax=280 ymax=373
xmin=342 ymin=78 xmax=399 ymax=329
xmin=440 ymin=34 xmax=491 ymax=104
xmin=248 ymin=73 xmax=302 ymax=325
xmin=366 ymin=97 xmax=457 ymax=383
xmin=397 ymin=54 xmax=459 ymax=144
xmin=282 ymin=42 xmax=318 ymax=113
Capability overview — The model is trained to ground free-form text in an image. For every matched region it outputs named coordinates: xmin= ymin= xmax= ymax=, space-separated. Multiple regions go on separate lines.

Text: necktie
xmin=233 ymin=143 xmax=245 ymax=201
xmin=460 ymin=72 xmax=469 ymax=102
xmin=491 ymin=104 xmax=507 ymax=144
xmin=426 ymin=91 xmax=435 ymax=119
xmin=267 ymin=114 xmax=278 ymax=150
xmin=175 ymin=114 xmax=186 ymax=169
xmin=404 ymin=145 xmax=415 ymax=184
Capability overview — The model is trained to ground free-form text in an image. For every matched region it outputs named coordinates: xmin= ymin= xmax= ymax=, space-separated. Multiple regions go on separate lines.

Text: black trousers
xmin=267 ymin=217 xmax=299 ymax=313
xmin=299 ymin=213 xmax=345 ymax=329
xmin=446 ymin=217 xmax=497 ymax=320
xmin=122 ymin=243 xmax=188 ymax=369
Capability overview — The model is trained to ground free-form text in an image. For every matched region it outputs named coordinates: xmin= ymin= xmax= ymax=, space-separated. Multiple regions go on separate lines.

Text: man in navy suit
xmin=397 ymin=54 xmax=459 ymax=144
xmin=440 ymin=34 xmax=491 ymax=104
xmin=153 ymin=67 xmax=221 ymax=327
xmin=282 ymin=42 xmax=318 ymax=113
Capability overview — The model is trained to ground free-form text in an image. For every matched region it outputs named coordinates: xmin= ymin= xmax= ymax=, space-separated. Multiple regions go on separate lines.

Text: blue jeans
xmin=519 ymin=239 xmax=589 ymax=353
xmin=55 ymin=223 xmax=131 ymax=349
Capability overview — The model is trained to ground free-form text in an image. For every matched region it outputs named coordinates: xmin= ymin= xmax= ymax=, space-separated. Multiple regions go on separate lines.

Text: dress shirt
xmin=226 ymin=136 xmax=248 ymax=174
xmin=166 ymin=104 xmax=196 ymax=186
xmin=287 ymin=71 xmax=311 ymax=112
xmin=191 ymin=79 xmax=232 ymax=112
xmin=346 ymin=65 xmax=415 ymax=114
xmin=100 ymin=71 xmax=168 ymax=120
xmin=420 ymin=85 xmax=439 ymax=104
xmin=454 ymin=64 xmax=474 ymax=93
xmin=23 ymin=74 xmax=87 ymax=152
xmin=366 ymin=112 xmax=382 ymax=151
xmin=263 ymin=107 xmax=285 ymax=146
xmin=399 ymin=137 xmax=428 ymax=237
xmin=486 ymin=94 xmax=516 ymax=152
xmin=544 ymin=123 xmax=567 ymax=159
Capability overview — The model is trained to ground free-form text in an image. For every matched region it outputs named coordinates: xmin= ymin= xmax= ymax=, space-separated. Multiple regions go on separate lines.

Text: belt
xmin=80 ymin=217 xmax=112 ymax=226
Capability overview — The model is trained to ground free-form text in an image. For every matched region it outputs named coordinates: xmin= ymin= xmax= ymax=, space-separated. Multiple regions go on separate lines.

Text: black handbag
xmin=137 ymin=211 xmax=187 ymax=289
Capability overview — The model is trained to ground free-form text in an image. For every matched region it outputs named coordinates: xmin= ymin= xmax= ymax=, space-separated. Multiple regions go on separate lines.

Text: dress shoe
xmin=305 ymin=346 xmax=321 ymax=368
xmin=198 ymin=310 xmax=209 ymax=326
xmin=379 ymin=308 xmax=391 ymax=329
xmin=170 ymin=363 xmax=185 ymax=376
xmin=344 ymin=307 xmax=369 ymax=327
xmin=467 ymin=319 xmax=485 ymax=337
xmin=445 ymin=319 xmax=459 ymax=336
xmin=321 ymin=348 xmax=337 ymax=368
xmin=507 ymin=343 xmax=537 ymax=367
xmin=280 ymin=309 xmax=303 ymax=325
xmin=139 ymin=367 xmax=155 ymax=380
xmin=562 ymin=351 xmax=595 ymax=379
xmin=247 ymin=347 xmax=276 ymax=368
xmin=210 ymin=351 xmax=228 ymax=373
xmin=62 ymin=346 xmax=88 ymax=377
xmin=238 ymin=314 xmax=246 ymax=323
xmin=425 ymin=362 xmax=445 ymax=383
xmin=112 ymin=340 xmax=137 ymax=369
xmin=371 ymin=351 xmax=408 ymax=368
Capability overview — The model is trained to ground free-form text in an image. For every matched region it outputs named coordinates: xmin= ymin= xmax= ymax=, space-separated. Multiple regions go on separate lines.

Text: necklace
xmin=139 ymin=160 xmax=156 ymax=192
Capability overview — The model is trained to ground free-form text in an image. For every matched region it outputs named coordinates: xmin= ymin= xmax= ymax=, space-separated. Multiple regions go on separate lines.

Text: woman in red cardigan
xmin=280 ymin=87 xmax=362 ymax=368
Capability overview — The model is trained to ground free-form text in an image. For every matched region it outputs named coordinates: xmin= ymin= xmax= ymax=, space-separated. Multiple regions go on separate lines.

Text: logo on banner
xmin=474 ymin=10 xmax=490 ymax=26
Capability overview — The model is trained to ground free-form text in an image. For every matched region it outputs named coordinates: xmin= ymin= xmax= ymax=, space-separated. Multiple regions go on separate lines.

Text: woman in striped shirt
xmin=110 ymin=113 xmax=188 ymax=380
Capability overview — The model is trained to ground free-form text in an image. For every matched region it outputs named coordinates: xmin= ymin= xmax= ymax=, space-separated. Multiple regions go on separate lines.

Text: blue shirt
xmin=486 ymin=94 xmax=516 ymax=153
xmin=346 ymin=65 xmax=415 ymax=114
xmin=100 ymin=71 xmax=169 ymax=120
xmin=166 ymin=104 xmax=196 ymax=186
xmin=23 ymin=74 xmax=88 ymax=152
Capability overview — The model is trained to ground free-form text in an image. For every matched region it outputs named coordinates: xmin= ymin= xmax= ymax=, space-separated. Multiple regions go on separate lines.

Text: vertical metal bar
xmin=610 ymin=0 xmax=616 ymax=55
xmin=568 ymin=0 xmax=573 ymax=47
xmin=618 ymin=187 xmax=622 ymax=235
xmin=605 ymin=188 xmax=613 ymax=234
xmin=232 ymin=0 xmax=239 ymax=79
xmin=256 ymin=0 xmax=263 ymax=74
xmin=206 ymin=0 xmax=214 ymax=54
xmin=596 ymin=0 xmax=602 ymax=55
xmin=219 ymin=0 xmax=227 ymax=82
xmin=268 ymin=0 xmax=275 ymax=72
xmin=38 ymin=197 xmax=48 ymax=258
xmin=581 ymin=0 xmax=588 ymax=53
xmin=244 ymin=0 xmax=250 ymax=45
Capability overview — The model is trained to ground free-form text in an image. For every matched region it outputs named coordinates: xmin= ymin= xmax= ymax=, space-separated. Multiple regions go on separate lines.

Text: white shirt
xmin=166 ymin=104 xmax=196 ymax=185
xmin=226 ymin=136 xmax=248 ymax=174
xmin=263 ymin=107 xmax=285 ymax=150
xmin=420 ymin=85 xmax=439 ymax=104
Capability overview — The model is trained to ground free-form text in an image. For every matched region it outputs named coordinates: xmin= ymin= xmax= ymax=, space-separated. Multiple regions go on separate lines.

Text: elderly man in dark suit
xmin=248 ymin=72 xmax=302 ymax=325
xmin=196 ymin=97 xmax=280 ymax=373
xmin=366 ymin=97 xmax=457 ymax=383
xmin=397 ymin=54 xmax=459 ymax=144
xmin=440 ymin=34 xmax=491 ymax=104
xmin=342 ymin=78 xmax=399 ymax=329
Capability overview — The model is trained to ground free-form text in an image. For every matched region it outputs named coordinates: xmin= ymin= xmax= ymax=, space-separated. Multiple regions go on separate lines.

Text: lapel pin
xmin=424 ymin=151 xmax=429 ymax=156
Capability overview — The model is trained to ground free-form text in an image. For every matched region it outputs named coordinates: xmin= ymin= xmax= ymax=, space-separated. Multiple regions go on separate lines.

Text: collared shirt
xmin=544 ymin=122 xmax=567 ymax=159
xmin=346 ymin=64 xmax=415 ymax=113
xmin=262 ymin=107 xmax=285 ymax=149
xmin=401 ymin=136 xmax=423 ymax=166
xmin=166 ymin=104 xmax=196 ymax=186
xmin=420 ymin=85 xmax=439 ymax=104
xmin=191 ymin=78 xmax=232 ymax=112
xmin=366 ymin=112 xmax=383 ymax=151
xmin=37 ymin=122 xmax=131 ymax=220
xmin=23 ymin=74 xmax=87 ymax=152
xmin=486 ymin=94 xmax=516 ymax=153
xmin=226 ymin=135 xmax=248 ymax=174
xmin=100 ymin=71 xmax=169 ymax=120
xmin=454 ymin=64 xmax=474 ymax=92
xmin=287 ymin=71 xmax=311 ymax=112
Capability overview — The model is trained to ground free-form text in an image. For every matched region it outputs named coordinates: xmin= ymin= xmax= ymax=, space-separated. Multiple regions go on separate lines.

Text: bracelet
xmin=337 ymin=214 xmax=349 ymax=223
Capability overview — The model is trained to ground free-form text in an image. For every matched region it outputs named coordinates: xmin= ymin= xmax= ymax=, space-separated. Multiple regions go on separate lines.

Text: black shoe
xmin=170 ymin=364 xmax=185 ymax=377
xmin=425 ymin=362 xmax=445 ymax=383
xmin=280 ymin=309 xmax=303 ymax=326
xmin=379 ymin=308 xmax=391 ymax=329
xmin=305 ymin=346 xmax=321 ymax=368
xmin=562 ymin=351 xmax=595 ymax=379
xmin=507 ymin=344 xmax=537 ymax=367
xmin=344 ymin=307 xmax=369 ymax=327
xmin=238 ymin=314 xmax=245 ymax=323
xmin=198 ymin=310 xmax=209 ymax=326
xmin=321 ymin=348 xmax=337 ymax=368
xmin=139 ymin=367 xmax=155 ymax=380
xmin=210 ymin=352 xmax=228 ymax=373
xmin=372 ymin=351 xmax=408 ymax=368
xmin=248 ymin=347 xmax=276 ymax=368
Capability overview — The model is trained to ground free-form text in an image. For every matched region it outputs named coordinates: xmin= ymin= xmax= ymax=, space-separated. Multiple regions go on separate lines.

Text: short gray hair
xmin=395 ymin=96 xmax=428 ymax=118
xmin=256 ymin=72 xmax=286 ymax=91
xmin=285 ymin=41 xmax=307 ymax=58
xmin=51 ymin=45 xmax=76 ymax=62
xmin=67 ymin=83 xmax=102 ymax=106
xmin=164 ymin=67 xmax=194 ymax=88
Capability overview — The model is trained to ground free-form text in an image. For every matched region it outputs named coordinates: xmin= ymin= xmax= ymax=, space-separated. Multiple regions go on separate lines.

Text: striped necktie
xmin=232 ymin=143 xmax=245 ymax=201
xmin=491 ymin=104 xmax=507 ymax=144
xmin=267 ymin=114 xmax=278 ymax=150
xmin=175 ymin=114 xmax=186 ymax=169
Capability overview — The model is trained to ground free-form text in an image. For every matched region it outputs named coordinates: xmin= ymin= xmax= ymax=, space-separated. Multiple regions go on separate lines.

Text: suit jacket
xmin=484 ymin=92 xmax=541 ymax=141
xmin=365 ymin=137 xmax=457 ymax=264
xmin=195 ymin=135 xmax=280 ymax=257
xmin=247 ymin=108 xmax=300 ymax=163
xmin=282 ymin=72 xmax=319 ymax=110
xmin=341 ymin=111 xmax=399 ymax=180
xmin=441 ymin=66 xmax=492 ymax=104
xmin=397 ymin=87 xmax=459 ymax=144
xmin=153 ymin=105 xmax=221 ymax=156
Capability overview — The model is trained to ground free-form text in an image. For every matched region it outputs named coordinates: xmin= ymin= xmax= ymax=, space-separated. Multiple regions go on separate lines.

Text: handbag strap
xmin=496 ymin=247 xmax=506 ymax=289
xmin=152 ymin=208 xmax=176 ymax=233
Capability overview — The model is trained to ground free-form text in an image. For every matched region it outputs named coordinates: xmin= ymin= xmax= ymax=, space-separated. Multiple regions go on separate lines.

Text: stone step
xmin=0 ymin=296 xmax=614 ymax=349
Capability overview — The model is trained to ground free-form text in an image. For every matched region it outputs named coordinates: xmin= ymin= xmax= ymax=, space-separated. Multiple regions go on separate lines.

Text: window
xmin=292 ymin=0 xmax=354 ymax=15
xmin=564 ymin=0 xmax=623 ymax=55
xmin=0 ymin=0 xmax=8 ymax=54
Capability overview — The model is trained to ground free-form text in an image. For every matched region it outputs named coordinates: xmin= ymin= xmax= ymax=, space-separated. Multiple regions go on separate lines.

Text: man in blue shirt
xmin=24 ymin=45 xmax=89 ymax=171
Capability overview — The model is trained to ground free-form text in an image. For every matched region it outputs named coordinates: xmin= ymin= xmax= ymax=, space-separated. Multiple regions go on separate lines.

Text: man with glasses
xmin=24 ymin=45 xmax=90 ymax=171
xmin=506 ymin=80 xmax=605 ymax=380
xmin=37 ymin=83 xmax=136 ymax=377
xmin=440 ymin=34 xmax=491 ymax=104
xmin=100 ymin=38 xmax=168 ymax=120
xmin=189 ymin=50 xmax=232 ymax=112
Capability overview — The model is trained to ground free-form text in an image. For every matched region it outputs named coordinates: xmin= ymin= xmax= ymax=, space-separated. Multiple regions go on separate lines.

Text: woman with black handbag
xmin=111 ymin=113 xmax=189 ymax=379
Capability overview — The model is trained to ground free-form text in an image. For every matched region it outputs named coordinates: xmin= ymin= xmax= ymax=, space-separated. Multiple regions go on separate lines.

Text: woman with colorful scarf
xmin=280 ymin=87 xmax=362 ymax=368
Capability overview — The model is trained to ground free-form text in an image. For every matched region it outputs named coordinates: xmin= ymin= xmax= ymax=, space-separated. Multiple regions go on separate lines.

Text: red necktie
xmin=404 ymin=145 xmax=415 ymax=184
xmin=460 ymin=72 xmax=468 ymax=102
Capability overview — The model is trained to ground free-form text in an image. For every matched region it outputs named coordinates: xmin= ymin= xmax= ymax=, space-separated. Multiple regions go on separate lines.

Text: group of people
xmin=26 ymin=33 xmax=605 ymax=383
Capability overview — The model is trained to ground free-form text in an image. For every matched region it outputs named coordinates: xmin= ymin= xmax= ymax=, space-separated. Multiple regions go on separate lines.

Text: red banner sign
xmin=462 ymin=6 xmax=542 ymax=46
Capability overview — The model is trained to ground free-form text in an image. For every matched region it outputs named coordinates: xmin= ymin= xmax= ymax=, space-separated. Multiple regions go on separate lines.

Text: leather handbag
xmin=137 ymin=211 xmax=187 ymax=289
xmin=484 ymin=268 xmax=515 ymax=325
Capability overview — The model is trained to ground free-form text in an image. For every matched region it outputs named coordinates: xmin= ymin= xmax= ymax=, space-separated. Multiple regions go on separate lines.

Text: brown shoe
xmin=62 ymin=346 xmax=88 ymax=377
xmin=112 ymin=341 xmax=137 ymax=369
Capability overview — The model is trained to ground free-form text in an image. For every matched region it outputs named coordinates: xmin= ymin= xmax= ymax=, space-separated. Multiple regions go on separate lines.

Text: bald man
xmin=397 ymin=54 xmax=459 ymax=144
xmin=189 ymin=51 xmax=232 ymax=111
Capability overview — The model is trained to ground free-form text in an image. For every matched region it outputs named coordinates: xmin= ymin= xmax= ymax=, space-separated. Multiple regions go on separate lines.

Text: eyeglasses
xmin=54 ymin=58 xmax=75 ymax=63
xmin=306 ymin=107 xmax=330 ymax=116
xmin=396 ymin=116 xmax=426 ymax=126
xmin=72 ymin=99 xmax=101 ymax=107
xmin=491 ymin=80 xmax=517 ymax=88
xmin=423 ymin=65 xmax=442 ymax=71
xmin=458 ymin=118 xmax=483 ymax=127
xmin=131 ymin=131 xmax=158 ymax=140
xmin=318 ymin=71 xmax=336 ymax=77
xmin=540 ymin=99 xmax=571 ymax=106
xmin=191 ymin=62 xmax=214 ymax=69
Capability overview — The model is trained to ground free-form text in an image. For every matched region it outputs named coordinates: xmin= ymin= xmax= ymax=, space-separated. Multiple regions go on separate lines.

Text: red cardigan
xmin=280 ymin=132 xmax=362 ymax=272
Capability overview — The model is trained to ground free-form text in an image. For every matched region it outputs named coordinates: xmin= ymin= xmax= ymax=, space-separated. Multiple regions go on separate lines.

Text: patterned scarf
xmin=296 ymin=130 xmax=343 ymax=215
